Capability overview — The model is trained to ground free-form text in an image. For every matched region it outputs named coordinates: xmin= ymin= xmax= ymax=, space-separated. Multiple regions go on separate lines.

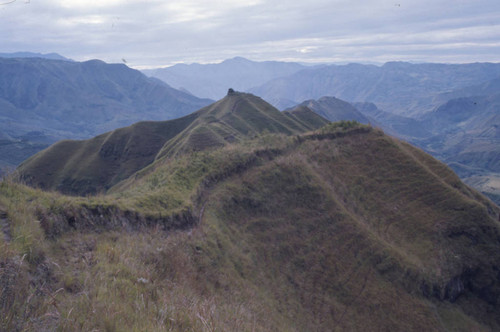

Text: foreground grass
xmin=1 ymin=123 xmax=500 ymax=331
xmin=0 ymin=182 xmax=293 ymax=331
xmin=0 ymin=133 xmax=297 ymax=331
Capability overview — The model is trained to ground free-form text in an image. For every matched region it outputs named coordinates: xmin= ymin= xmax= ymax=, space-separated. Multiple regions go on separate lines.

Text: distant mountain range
xmin=249 ymin=61 xmax=500 ymax=117
xmin=0 ymin=57 xmax=212 ymax=171
xmin=143 ymin=57 xmax=309 ymax=100
xmin=0 ymin=52 xmax=72 ymax=61
xmin=0 ymin=58 xmax=212 ymax=139
xmin=144 ymin=58 xmax=500 ymax=117
xmin=353 ymin=102 xmax=432 ymax=139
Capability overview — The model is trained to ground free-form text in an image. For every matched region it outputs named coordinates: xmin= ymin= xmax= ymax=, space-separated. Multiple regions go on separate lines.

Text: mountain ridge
xmin=249 ymin=62 xmax=500 ymax=115
xmin=18 ymin=92 xmax=329 ymax=195
xmin=143 ymin=57 xmax=308 ymax=100
xmin=0 ymin=52 xmax=72 ymax=61
xmin=0 ymin=57 xmax=212 ymax=139
xmin=3 ymin=121 xmax=500 ymax=330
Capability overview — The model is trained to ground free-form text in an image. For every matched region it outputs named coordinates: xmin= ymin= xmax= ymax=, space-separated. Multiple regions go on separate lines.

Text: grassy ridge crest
xmin=3 ymin=122 xmax=500 ymax=330
xmin=18 ymin=92 xmax=328 ymax=196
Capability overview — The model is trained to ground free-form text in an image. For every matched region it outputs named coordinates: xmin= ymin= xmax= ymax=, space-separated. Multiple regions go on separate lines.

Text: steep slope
xmin=144 ymin=57 xmax=307 ymax=100
xmin=18 ymin=92 xmax=329 ymax=195
xmin=2 ymin=123 xmax=500 ymax=331
xmin=17 ymin=113 xmax=200 ymax=195
xmin=202 ymin=127 xmax=500 ymax=331
xmin=249 ymin=62 xmax=500 ymax=115
xmin=288 ymin=96 xmax=370 ymax=124
xmin=154 ymin=91 xmax=328 ymax=159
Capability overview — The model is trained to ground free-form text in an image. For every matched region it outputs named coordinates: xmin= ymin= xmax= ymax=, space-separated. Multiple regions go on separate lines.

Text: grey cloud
xmin=0 ymin=0 xmax=499 ymax=67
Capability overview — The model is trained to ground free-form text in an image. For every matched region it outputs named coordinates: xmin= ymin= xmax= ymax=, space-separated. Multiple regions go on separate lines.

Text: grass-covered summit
xmin=17 ymin=91 xmax=328 ymax=195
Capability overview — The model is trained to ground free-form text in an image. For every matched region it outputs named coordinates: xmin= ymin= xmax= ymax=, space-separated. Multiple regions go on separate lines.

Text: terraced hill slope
xmin=18 ymin=92 xmax=328 ymax=195
xmin=2 ymin=123 xmax=500 ymax=331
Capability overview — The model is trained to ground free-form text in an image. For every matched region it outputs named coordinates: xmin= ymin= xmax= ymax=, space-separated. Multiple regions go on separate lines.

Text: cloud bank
xmin=1 ymin=0 xmax=499 ymax=68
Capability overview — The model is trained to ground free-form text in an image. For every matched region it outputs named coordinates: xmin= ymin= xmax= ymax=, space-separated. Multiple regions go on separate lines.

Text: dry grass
xmin=1 ymin=124 xmax=500 ymax=331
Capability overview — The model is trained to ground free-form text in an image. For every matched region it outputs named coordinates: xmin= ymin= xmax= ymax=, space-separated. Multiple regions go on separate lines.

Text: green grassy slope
xmin=17 ymin=92 xmax=328 ymax=195
xmin=283 ymin=105 xmax=332 ymax=130
xmin=156 ymin=91 xmax=328 ymax=159
xmin=2 ymin=123 xmax=500 ymax=331
xmin=17 ymin=112 xmax=200 ymax=195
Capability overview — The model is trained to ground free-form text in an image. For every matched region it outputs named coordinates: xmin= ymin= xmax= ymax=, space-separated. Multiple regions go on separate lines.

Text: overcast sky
xmin=1 ymin=0 xmax=499 ymax=68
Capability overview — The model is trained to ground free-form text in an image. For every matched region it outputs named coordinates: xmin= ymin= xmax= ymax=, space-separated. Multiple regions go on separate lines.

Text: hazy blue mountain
xmin=261 ymin=96 xmax=299 ymax=111
xmin=353 ymin=102 xmax=431 ymax=139
xmin=144 ymin=57 xmax=307 ymax=100
xmin=249 ymin=62 xmax=500 ymax=116
xmin=0 ymin=57 xmax=212 ymax=139
xmin=287 ymin=96 xmax=370 ymax=124
xmin=0 ymin=52 xmax=72 ymax=61
xmin=422 ymin=96 xmax=499 ymax=134
xmin=419 ymin=93 xmax=500 ymax=171
xmin=0 ymin=57 xmax=212 ymax=168
xmin=430 ymin=76 xmax=500 ymax=109
xmin=396 ymin=91 xmax=500 ymax=205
